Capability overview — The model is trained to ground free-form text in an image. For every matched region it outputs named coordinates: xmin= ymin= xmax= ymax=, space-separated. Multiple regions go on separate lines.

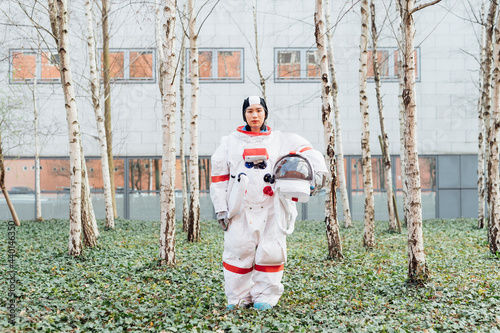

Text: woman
xmin=210 ymin=96 xmax=327 ymax=310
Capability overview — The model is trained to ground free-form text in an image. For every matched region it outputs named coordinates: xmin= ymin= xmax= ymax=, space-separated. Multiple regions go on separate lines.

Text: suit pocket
xmin=255 ymin=237 xmax=286 ymax=265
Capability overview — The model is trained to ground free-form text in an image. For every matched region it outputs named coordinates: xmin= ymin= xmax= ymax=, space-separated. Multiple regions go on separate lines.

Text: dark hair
xmin=242 ymin=96 xmax=268 ymax=123
xmin=244 ymin=124 xmax=267 ymax=131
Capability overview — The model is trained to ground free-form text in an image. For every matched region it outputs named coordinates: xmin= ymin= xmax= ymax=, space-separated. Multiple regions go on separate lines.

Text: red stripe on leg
xmin=254 ymin=264 xmax=284 ymax=272
xmin=223 ymin=262 xmax=254 ymax=274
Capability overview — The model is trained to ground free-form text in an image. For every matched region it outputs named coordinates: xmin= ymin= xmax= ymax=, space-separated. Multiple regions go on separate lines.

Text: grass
xmin=0 ymin=217 xmax=499 ymax=332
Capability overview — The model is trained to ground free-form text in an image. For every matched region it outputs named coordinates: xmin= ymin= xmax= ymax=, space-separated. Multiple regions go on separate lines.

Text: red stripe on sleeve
xmin=299 ymin=147 xmax=313 ymax=153
xmin=254 ymin=264 xmax=285 ymax=273
xmin=211 ymin=174 xmax=230 ymax=183
xmin=223 ymin=262 xmax=254 ymax=274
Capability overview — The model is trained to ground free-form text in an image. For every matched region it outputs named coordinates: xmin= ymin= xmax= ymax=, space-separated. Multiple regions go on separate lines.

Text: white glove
xmin=310 ymin=171 xmax=327 ymax=196
xmin=217 ymin=211 xmax=230 ymax=231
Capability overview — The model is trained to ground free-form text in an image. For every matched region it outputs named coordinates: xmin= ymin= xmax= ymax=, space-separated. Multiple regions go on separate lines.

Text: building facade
xmin=0 ymin=0 xmax=483 ymax=221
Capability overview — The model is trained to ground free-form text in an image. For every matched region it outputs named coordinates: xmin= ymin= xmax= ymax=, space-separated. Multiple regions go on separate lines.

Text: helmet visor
xmin=274 ymin=155 xmax=313 ymax=181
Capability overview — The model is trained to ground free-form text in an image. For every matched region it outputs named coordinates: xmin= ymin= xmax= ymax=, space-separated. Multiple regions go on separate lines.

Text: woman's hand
xmin=310 ymin=171 xmax=327 ymax=196
xmin=217 ymin=211 xmax=230 ymax=231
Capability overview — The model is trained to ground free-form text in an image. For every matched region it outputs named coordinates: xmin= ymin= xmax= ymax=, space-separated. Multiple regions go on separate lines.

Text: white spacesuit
xmin=210 ymin=123 xmax=327 ymax=309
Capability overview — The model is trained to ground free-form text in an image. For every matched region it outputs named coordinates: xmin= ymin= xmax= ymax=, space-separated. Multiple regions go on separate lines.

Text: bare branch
xmin=14 ymin=0 xmax=54 ymax=37
xmin=197 ymin=0 xmax=220 ymax=37
xmin=177 ymin=5 xmax=190 ymax=39
xmin=410 ymin=0 xmax=442 ymax=15
xmin=460 ymin=47 xmax=481 ymax=66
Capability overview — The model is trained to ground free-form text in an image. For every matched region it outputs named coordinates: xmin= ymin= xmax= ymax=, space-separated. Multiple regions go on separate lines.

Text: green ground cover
xmin=0 ymin=218 xmax=499 ymax=332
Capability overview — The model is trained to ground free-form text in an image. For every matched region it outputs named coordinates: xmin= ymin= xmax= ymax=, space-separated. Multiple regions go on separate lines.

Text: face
xmin=245 ymin=104 xmax=266 ymax=132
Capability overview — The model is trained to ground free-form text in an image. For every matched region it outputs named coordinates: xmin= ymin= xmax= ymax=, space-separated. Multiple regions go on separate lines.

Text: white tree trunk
xmin=488 ymin=6 xmax=500 ymax=255
xmin=253 ymin=0 xmax=266 ymax=101
xmin=149 ymin=159 xmax=153 ymax=191
xmin=85 ymin=0 xmax=114 ymax=230
xmin=370 ymin=0 xmax=396 ymax=231
xmin=396 ymin=0 xmax=407 ymax=224
xmin=359 ymin=0 xmax=375 ymax=249
xmin=478 ymin=0 xmax=487 ymax=230
xmin=0 ymin=132 xmax=20 ymax=226
xmin=81 ymin=148 xmax=98 ymax=247
xmin=402 ymin=0 xmax=429 ymax=283
xmin=188 ymin=0 xmax=201 ymax=242
xmin=315 ymin=0 xmax=343 ymax=260
xmin=156 ymin=0 xmax=177 ymax=266
xmin=50 ymin=0 xmax=82 ymax=256
xmin=179 ymin=32 xmax=189 ymax=232
xmin=325 ymin=0 xmax=352 ymax=228
xmin=484 ymin=0 xmax=497 ymax=227
xmin=34 ymin=133 xmax=42 ymax=221
xmin=101 ymin=0 xmax=118 ymax=220
xmin=33 ymin=48 xmax=42 ymax=221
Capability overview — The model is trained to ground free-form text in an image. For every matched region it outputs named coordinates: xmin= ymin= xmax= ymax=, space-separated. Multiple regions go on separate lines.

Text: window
xmin=101 ymin=49 xmax=155 ymax=83
xmin=187 ymin=48 xmax=244 ymax=82
xmin=275 ymin=48 xmax=320 ymax=82
xmin=10 ymin=50 xmax=60 ymax=83
xmin=367 ymin=47 xmax=420 ymax=81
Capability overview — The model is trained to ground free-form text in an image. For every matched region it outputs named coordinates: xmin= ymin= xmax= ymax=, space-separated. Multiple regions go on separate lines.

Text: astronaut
xmin=210 ymin=96 xmax=327 ymax=310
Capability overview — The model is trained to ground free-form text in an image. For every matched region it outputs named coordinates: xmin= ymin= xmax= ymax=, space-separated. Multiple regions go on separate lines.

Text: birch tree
xmin=34 ymin=105 xmax=42 ymax=221
xmin=483 ymin=0 xmax=497 ymax=229
xmin=81 ymin=148 xmax=98 ymax=246
xmin=4 ymin=4 xmax=44 ymax=222
xmin=477 ymin=0 xmax=487 ymax=230
xmin=7 ymin=2 xmax=61 ymax=222
xmin=188 ymin=0 xmax=201 ymax=242
xmin=47 ymin=0 xmax=97 ymax=249
xmin=359 ymin=0 xmax=375 ymax=249
xmin=156 ymin=0 xmax=177 ymax=266
xmin=48 ymin=0 xmax=82 ymax=256
xmin=0 ymin=132 xmax=21 ymax=227
xmin=0 ymin=133 xmax=20 ymax=226
xmin=32 ymin=47 xmax=43 ymax=221
xmin=101 ymin=0 xmax=118 ymax=221
xmin=488 ymin=3 xmax=500 ymax=255
xmin=396 ymin=0 xmax=407 ymax=224
xmin=179 ymin=30 xmax=189 ymax=232
xmin=0 ymin=96 xmax=22 ymax=226
xmin=325 ymin=0 xmax=352 ymax=228
xmin=315 ymin=0 xmax=343 ymax=260
xmin=85 ymin=0 xmax=114 ymax=229
xmin=370 ymin=0 xmax=397 ymax=232
xmin=401 ymin=0 xmax=441 ymax=283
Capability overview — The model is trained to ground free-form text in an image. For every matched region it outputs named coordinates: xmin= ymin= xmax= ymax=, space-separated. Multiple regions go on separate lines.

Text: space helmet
xmin=273 ymin=153 xmax=314 ymax=203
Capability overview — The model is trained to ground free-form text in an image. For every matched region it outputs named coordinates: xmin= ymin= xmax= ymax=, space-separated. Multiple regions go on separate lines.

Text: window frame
xmin=9 ymin=49 xmax=61 ymax=84
xmin=274 ymin=47 xmax=321 ymax=83
xmin=367 ymin=47 xmax=421 ymax=82
xmin=99 ymin=48 xmax=156 ymax=84
xmin=185 ymin=48 xmax=245 ymax=83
